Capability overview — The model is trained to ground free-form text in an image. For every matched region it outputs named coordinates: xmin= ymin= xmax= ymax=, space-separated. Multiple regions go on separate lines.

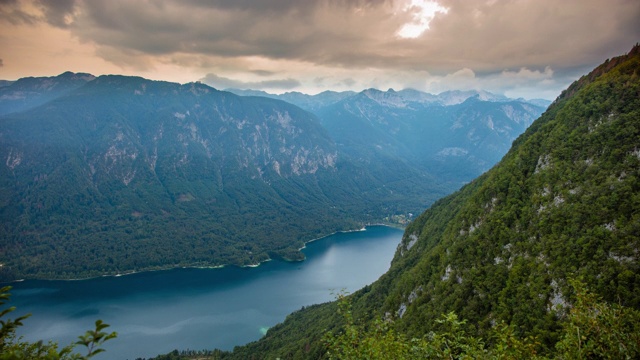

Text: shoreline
xmin=2 ymin=224 xmax=404 ymax=283
xmin=295 ymin=225 xmax=368 ymax=253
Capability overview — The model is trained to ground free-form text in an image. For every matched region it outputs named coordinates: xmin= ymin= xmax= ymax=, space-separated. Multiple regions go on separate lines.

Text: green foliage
xmin=324 ymin=293 xmax=537 ymax=360
xmin=555 ymin=280 xmax=640 ymax=359
xmin=0 ymin=287 xmax=30 ymax=349
xmin=0 ymin=286 xmax=116 ymax=360
xmin=422 ymin=312 xmax=486 ymax=359
xmin=324 ymin=293 xmax=490 ymax=359
xmin=487 ymin=322 xmax=541 ymax=360
xmin=324 ymin=282 xmax=639 ymax=360
xmin=324 ymin=292 xmax=420 ymax=360
xmin=75 ymin=320 xmax=117 ymax=358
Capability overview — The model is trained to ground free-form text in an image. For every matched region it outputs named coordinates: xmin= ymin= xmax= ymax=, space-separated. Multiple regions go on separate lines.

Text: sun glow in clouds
xmin=397 ymin=0 xmax=449 ymax=39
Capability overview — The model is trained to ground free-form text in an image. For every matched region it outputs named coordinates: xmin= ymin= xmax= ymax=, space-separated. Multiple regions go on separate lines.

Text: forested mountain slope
xmin=316 ymin=89 xmax=546 ymax=183
xmin=0 ymin=70 xmax=548 ymax=282
xmin=228 ymin=87 xmax=548 ymax=184
xmin=0 ymin=76 xmax=449 ymax=281
xmin=221 ymin=45 xmax=640 ymax=359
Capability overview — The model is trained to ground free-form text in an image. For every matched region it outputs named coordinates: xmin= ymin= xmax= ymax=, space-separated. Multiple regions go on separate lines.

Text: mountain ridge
xmin=0 ymin=71 xmax=95 ymax=116
xmin=1 ymin=71 xmax=550 ymax=281
xmin=0 ymin=74 xmax=451 ymax=281
xmin=0 ymin=70 xmax=547 ymax=282
xmin=316 ymin=88 xmax=546 ymax=183
xmin=225 ymin=87 xmax=550 ymax=112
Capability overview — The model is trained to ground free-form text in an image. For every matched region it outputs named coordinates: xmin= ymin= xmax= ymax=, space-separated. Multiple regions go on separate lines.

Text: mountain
xmin=520 ymin=98 xmax=553 ymax=108
xmin=0 ymin=71 xmax=95 ymax=115
xmin=227 ymin=87 xmax=550 ymax=112
xmin=0 ymin=75 xmax=453 ymax=281
xmin=316 ymin=88 xmax=547 ymax=183
xmin=435 ymin=89 xmax=509 ymax=105
xmin=0 ymin=73 xmax=549 ymax=281
xmin=225 ymin=89 xmax=356 ymax=112
xmin=219 ymin=45 xmax=640 ymax=359
xmin=228 ymin=87 xmax=548 ymax=185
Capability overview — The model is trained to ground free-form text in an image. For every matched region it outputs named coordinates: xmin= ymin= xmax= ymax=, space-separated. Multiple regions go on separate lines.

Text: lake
xmin=6 ymin=225 xmax=403 ymax=359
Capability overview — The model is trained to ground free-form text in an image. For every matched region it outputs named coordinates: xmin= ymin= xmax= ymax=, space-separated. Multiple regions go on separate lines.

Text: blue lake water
xmin=6 ymin=225 xmax=403 ymax=359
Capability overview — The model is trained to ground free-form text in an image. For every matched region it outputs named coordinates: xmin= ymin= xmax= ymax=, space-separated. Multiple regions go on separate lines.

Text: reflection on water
xmin=7 ymin=225 xmax=402 ymax=359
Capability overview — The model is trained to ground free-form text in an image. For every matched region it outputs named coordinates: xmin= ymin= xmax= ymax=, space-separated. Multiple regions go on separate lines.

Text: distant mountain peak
xmin=0 ymin=71 xmax=96 ymax=115
xmin=57 ymin=71 xmax=96 ymax=81
xmin=435 ymin=89 xmax=508 ymax=105
xmin=361 ymin=88 xmax=408 ymax=108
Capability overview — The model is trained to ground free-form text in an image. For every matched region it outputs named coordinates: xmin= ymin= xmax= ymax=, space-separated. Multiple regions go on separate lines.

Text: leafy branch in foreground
xmin=324 ymin=281 xmax=640 ymax=359
xmin=0 ymin=285 xmax=117 ymax=360
xmin=75 ymin=320 xmax=118 ymax=358
xmin=555 ymin=279 xmax=640 ymax=359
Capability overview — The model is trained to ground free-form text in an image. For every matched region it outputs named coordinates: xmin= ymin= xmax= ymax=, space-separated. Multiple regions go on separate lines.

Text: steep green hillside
xmin=218 ymin=45 xmax=640 ymax=359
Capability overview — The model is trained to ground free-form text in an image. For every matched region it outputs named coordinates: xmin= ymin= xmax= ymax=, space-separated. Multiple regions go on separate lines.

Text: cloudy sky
xmin=1 ymin=0 xmax=638 ymax=99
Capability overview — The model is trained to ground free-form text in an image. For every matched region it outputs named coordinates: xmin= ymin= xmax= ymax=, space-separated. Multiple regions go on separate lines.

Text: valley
xmin=2 ymin=46 xmax=639 ymax=359
xmin=0 ymin=75 xmax=544 ymax=282
xmin=1 ymin=2 xmax=638 ymax=359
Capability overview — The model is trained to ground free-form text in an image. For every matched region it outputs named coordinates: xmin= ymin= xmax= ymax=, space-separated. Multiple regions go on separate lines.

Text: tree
xmin=555 ymin=280 xmax=640 ymax=359
xmin=324 ymin=281 xmax=640 ymax=359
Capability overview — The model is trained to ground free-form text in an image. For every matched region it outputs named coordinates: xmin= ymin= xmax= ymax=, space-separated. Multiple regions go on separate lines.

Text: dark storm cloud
xmin=50 ymin=0 xmax=405 ymax=64
xmin=61 ymin=0 xmax=638 ymax=75
xmin=420 ymin=0 xmax=640 ymax=73
xmin=183 ymin=0 xmax=389 ymax=13
xmin=35 ymin=0 xmax=76 ymax=27
xmin=200 ymin=73 xmax=301 ymax=90
xmin=3 ymin=0 xmax=639 ymax=89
